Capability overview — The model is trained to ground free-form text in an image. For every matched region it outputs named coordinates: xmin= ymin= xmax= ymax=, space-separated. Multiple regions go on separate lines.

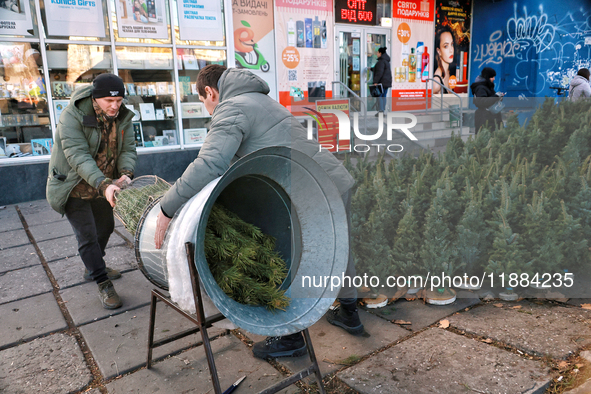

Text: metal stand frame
xmin=146 ymin=242 xmax=326 ymax=394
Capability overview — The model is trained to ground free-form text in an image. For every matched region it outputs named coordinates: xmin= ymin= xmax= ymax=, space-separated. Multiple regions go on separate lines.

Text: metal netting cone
xmin=113 ymin=175 xmax=171 ymax=238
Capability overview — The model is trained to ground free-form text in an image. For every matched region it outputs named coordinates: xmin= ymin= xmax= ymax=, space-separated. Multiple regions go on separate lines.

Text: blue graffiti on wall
xmin=471 ymin=1 xmax=590 ymax=97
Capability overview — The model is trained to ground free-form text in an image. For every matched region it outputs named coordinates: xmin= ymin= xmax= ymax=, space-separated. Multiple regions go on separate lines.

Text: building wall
xmin=471 ymin=0 xmax=591 ymax=98
xmin=0 ymin=148 xmax=200 ymax=206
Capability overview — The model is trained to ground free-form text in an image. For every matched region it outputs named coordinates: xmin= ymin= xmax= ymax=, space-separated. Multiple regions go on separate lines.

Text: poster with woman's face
xmin=435 ymin=0 xmax=472 ymax=91
xmin=115 ymin=0 xmax=168 ymax=39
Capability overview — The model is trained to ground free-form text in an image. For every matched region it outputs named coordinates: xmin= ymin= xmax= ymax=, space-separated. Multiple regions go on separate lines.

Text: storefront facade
xmin=1 ymin=0 xmax=589 ymax=204
xmin=0 ymin=0 xmax=234 ymax=204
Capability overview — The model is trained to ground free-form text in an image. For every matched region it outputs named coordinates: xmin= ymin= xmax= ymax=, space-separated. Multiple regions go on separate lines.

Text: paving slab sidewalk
xmin=366 ymin=290 xmax=481 ymax=331
xmin=106 ymin=335 xmax=299 ymax=394
xmin=80 ymin=304 xmax=227 ymax=379
xmin=0 ymin=292 xmax=67 ymax=350
xmin=0 ymin=243 xmax=39 ymax=273
xmin=60 ymin=269 xmax=152 ymax=326
xmin=0 ymin=264 xmax=53 ymax=304
xmin=338 ymin=328 xmax=551 ymax=394
xmin=273 ymin=310 xmax=407 ymax=378
xmin=0 ymin=333 xmax=92 ymax=394
xmin=49 ymin=246 xmax=136 ymax=290
xmin=0 ymin=205 xmax=23 ymax=232
xmin=448 ymin=301 xmax=591 ymax=359
xmin=17 ymin=200 xmax=64 ymax=226
xmin=0 ymin=228 xmax=30 ymax=249
xmin=36 ymin=232 xmax=128 ymax=263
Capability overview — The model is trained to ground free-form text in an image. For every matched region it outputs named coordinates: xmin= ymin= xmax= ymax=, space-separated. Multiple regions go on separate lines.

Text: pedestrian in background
xmin=371 ymin=47 xmax=392 ymax=115
xmin=46 ymin=74 xmax=136 ymax=310
xmin=569 ymin=68 xmax=591 ymax=102
xmin=471 ymin=67 xmax=504 ymax=134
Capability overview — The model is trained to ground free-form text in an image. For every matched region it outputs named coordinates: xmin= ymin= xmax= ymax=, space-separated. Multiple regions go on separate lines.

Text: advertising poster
xmin=435 ymin=0 xmax=471 ymax=93
xmin=0 ymin=0 xmax=33 ymax=36
xmin=45 ymin=0 xmax=105 ymax=37
xmin=391 ymin=0 xmax=435 ymax=109
xmin=275 ymin=0 xmax=333 ymax=109
xmin=232 ymin=0 xmax=277 ymax=100
xmin=116 ymin=0 xmax=167 ymax=39
xmin=177 ymin=0 xmax=223 ymax=41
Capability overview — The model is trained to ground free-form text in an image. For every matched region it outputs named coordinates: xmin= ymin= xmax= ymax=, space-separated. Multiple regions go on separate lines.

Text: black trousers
xmin=339 ymin=188 xmax=357 ymax=305
xmin=65 ymin=197 xmax=114 ymax=284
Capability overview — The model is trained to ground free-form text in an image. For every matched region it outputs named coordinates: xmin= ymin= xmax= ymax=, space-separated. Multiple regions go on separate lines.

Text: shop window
xmin=177 ymin=48 xmax=225 ymax=146
xmin=116 ymin=46 xmax=177 ymax=148
xmin=111 ymin=0 xmax=171 ymax=44
xmin=171 ymin=0 xmax=225 ymax=47
xmin=0 ymin=42 xmax=50 ymax=159
xmin=376 ymin=0 xmax=392 ymax=22
xmin=0 ymin=0 xmax=40 ymax=38
xmin=38 ymin=0 xmax=110 ymax=41
xmin=46 ymin=44 xmax=113 ymax=128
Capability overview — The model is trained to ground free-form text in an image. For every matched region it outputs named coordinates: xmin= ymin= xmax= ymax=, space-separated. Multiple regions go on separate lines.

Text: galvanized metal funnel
xmin=138 ymin=147 xmax=349 ymax=336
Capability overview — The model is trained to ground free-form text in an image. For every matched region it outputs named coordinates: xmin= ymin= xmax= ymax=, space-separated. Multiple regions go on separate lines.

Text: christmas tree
xmin=419 ymin=180 xmax=459 ymax=278
xmin=390 ymin=201 xmax=422 ymax=277
xmin=453 ymin=188 xmax=489 ymax=276
xmin=520 ymin=192 xmax=563 ymax=275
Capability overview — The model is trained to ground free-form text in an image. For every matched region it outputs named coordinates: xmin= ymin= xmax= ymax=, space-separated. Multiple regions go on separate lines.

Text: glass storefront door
xmin=335 ymin=26 xmax=390 ymax=103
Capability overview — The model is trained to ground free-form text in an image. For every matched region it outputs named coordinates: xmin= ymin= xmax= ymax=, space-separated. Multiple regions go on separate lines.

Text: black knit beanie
xmin=481 ymin=67 xmax=496 ymax=80
xmin=92 ymin=74 xmax=125 ymax=99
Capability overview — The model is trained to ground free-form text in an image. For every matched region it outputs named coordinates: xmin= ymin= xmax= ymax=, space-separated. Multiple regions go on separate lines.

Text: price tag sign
xmin=397 ymin=23 xmax=411 ymax=44
xmin=282 ymin=47 xmax=300 ymax=69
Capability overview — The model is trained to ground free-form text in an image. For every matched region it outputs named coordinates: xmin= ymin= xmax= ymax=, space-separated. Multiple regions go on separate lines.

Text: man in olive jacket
xmin=154 ymin=65 xmax=363 ymax=359
xmin=46 ymin=74 xmax=136 ymax=309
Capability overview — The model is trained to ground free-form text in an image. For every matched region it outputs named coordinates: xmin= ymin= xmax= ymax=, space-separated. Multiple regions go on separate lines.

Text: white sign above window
xmin=177 ymin=0 xmax=223 ymax=41
xmin=45 ymin=0 xmax=106 ymax=37
xmin=116 ymin=0 xmax=168 ymax=39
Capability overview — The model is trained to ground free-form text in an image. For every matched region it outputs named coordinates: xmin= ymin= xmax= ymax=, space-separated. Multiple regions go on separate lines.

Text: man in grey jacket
xmin=154 ymin=65 xmax=363 ymax=359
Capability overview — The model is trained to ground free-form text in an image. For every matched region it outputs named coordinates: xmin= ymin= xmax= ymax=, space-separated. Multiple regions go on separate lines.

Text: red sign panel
xmin=392 ymin=0 xmax=434 ymax=21
xmin=335 ymin=0 xmax=377 ymax=25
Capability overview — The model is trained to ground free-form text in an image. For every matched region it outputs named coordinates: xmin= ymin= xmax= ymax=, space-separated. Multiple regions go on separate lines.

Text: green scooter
xmin=235 ymin=41 xmax=270 ymax=73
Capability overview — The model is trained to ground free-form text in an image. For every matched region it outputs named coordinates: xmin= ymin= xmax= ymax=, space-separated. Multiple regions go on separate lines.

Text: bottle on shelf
xmin=408 ymin=48 xmax=416 ymax=83
xmin=416 ymin=41 xmax=424 ymax=80
xmin=401 ymin=44 xmax=409 ymax=82
xmin=421 ymin=46 xmax=430 ymax=83
xmin=313 ymin=16 xmax=321 ymax=49
xmin=287 ymin=18 xmax=296 ymax=47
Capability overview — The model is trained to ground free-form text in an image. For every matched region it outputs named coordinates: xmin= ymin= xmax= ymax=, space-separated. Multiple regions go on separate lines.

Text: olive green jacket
xmin=46 ymin=86 xmax=136 ymax=214
xmin=160 ymin=68 xmax=355 ymax=217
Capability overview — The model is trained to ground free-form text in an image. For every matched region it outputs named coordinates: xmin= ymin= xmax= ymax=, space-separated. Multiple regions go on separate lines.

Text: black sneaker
xmin=252 ymin=333 xmax=307 ymax=359
xmin=84 ymin=267 xmax=122 ymax=281
xmin=326 ymin=304 xmax=364 ymax=335
xmin=98 ymin=279 xmax=122 ymax=309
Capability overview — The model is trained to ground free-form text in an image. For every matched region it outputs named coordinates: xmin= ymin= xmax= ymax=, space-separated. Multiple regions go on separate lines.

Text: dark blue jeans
xmin=64 ymin=197 xmax=114 ymax=284
xmin=378 ymin=88 xmax=389 ymax=112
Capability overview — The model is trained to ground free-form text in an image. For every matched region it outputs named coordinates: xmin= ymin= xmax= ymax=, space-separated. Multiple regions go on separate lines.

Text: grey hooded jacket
xmin=570 ymin=75 xmax=591 ymax=101
xmin=160 ymin=68 xmax=355 ymax=217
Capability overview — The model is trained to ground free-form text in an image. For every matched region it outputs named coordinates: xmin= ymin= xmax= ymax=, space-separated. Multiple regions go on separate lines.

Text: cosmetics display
xmin=289 ymin=17 xmax=327 ymax=50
